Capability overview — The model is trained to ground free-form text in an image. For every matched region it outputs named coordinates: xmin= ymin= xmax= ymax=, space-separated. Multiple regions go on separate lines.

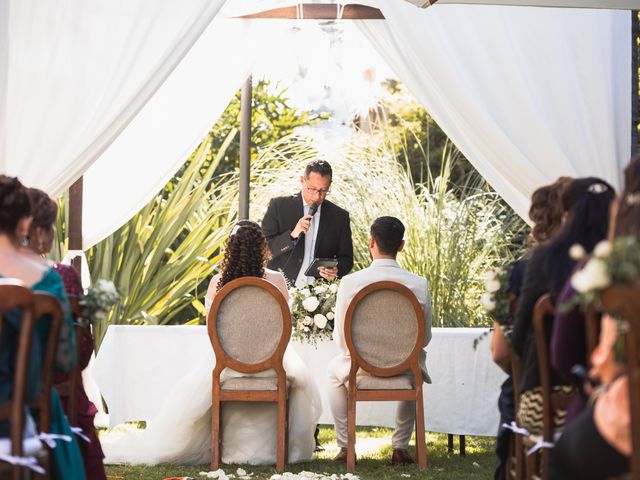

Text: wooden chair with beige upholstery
xmin=0 ymin=280 xmax=46 ymax=480
xmin=343 ymin=280 xmax=427 ymax=471
xmin=207 ymin=277 xmax=291 ymax=473
xmin=600 ymin=283 xmax=640 ymax=478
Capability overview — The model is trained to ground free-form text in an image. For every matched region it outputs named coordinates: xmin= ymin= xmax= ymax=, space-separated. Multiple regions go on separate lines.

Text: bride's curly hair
xmin=216 ymin=220 xmax=270 ymax=291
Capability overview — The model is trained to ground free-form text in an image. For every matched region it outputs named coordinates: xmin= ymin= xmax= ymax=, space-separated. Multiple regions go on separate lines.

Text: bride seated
xmin=103 ymin=220 xmax=321 ymax=466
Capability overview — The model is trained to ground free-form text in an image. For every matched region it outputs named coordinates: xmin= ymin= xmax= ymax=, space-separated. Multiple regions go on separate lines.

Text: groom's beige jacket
xmin=331 ymin=258 xmax=433 ymax=384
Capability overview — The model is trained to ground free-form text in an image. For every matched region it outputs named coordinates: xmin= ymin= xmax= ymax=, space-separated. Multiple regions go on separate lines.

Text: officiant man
xmin=328 ymin=216 xmax=432 ymax=465
xmin=261 ymin=160 xmax=353 ymax=288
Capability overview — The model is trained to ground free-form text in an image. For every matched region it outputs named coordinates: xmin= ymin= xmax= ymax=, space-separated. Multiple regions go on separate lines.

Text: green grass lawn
xmin=104 ymin=426 xmax=495 ymax=480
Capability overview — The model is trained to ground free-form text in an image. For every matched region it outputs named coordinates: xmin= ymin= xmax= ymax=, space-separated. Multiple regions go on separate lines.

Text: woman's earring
xmin=21 ymin=235 xmax=29 ymax=247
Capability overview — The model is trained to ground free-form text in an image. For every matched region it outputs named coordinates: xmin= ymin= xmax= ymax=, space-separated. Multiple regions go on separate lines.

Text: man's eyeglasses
xmin=305 ymin=186 xmax=331 ymax=196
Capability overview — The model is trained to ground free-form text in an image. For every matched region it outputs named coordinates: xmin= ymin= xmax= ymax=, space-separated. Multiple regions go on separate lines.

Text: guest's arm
xmin=204 ymin=274 xmax=220 ymax=318
xmin=50 ymin=274 xmax=77 ymax=373
xmin=262 ymin=198 xmax=297 ymax=260
xmin=491 ymin=322 xmax=511 ymax=373
xmin=332 ymin=278 xmax=351 ymax=355
xmin=511 ymin=249 xmax=547 ymax=357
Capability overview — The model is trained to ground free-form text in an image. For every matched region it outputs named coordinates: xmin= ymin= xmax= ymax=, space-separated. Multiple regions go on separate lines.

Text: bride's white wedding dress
xmin=103 ymin=271 xmax=322 ymax=466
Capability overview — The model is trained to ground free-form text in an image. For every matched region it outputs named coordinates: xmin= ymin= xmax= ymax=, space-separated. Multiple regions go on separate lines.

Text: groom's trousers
xmin=327 ymin=356 xmax=416 ymax=449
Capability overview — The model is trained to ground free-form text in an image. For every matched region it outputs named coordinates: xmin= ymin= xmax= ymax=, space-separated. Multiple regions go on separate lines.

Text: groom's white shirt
xmin=331 ymin=258 xmax=432 ymax=384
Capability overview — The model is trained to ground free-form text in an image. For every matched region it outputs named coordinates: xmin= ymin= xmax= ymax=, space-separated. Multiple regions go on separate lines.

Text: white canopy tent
xmin=0 ymin=0 xmax=635 ymax=251
xmin=406 ymin=0 xmax=639 ymax=8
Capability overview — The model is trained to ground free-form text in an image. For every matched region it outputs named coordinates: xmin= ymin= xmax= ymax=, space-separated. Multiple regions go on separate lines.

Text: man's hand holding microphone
xmin=290 ymin=204 xmax=338 ymax=282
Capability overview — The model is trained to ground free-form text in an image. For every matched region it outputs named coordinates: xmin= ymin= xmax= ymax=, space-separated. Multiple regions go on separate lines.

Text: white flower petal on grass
xmin=314 ymin=314 xmax=328 ymax=329
xmin=569 ymin=244 xmax=586 ymax=260
xmin=480 ymin=292 xmax=496 ymax=311
xmin=485 ymin=279 xmax=501 ymax=293
xmin=237 ymin=469 xmax=247 ymax=476
xmin=594 ymin=240 xmax=612 ymax=258
xmin=302 ymin=296 xmax=320 ymax=312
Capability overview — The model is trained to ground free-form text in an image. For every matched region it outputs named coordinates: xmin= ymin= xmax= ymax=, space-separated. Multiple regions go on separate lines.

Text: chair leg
xmin=276 ymin=396 xmax=287 ymax=472
xmin=211 ymin=398 xmax=221 ymax=471
xmin=414 ymin=391 xmax=427 ymax=469
xmin=346 ymin=392 xmax=357 ymax=471
xmin=514 ymin=434 xmax=523 ymax=480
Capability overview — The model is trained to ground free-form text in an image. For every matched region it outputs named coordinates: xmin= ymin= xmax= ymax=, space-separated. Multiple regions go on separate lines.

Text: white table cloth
xmin=93 ymin=325 xmax=507 ymax=436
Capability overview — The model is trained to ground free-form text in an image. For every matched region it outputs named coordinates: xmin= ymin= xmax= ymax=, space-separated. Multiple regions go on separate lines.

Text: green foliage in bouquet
xmin=563 ymin=236 xmax=640 ymax=313
xmin=289 ymin=280 xmax=339 ymax=345
xmin=79 ymin=279 xmax=120 ymax=328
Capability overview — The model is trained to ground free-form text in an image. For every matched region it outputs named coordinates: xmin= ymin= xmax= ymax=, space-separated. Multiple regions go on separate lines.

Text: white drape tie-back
xmin=61 ymin=250 xmax=91 ymax=290
xmin=0 ymin=453 xmax=45 ymax=474
xmin=70 ymin=426 xmax=91 ymax=443
xmin=38 ymin=432 xmax=72 ymax=449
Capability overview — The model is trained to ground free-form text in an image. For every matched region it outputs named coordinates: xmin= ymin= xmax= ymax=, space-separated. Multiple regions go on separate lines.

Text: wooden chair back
xmin=31 ymin=292 xmax=63 ymax=437
xmin=207 ymin=277 xmax=291 ymax=473
xmin=0 ymin=279 xmax=36 ymax=479
xmin=344 ymin=281 xmax=427 ymax=471
xmin=600 ymin=283 xmax=640 ymax=479
xmin=585 ymin=305 xmax=600 ymax=365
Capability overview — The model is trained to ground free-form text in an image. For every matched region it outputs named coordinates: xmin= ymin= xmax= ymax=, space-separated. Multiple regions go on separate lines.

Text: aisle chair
xmin=207 ymin=277 xmax=291 ymax=473
xmin=0 ymin=280 xmax=45 ymax=480
xmin=343 ymin=281 xmax=427 ymax=471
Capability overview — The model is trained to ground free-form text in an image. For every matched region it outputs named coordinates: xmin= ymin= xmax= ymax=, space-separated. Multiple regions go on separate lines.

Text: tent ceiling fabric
xmin=0 ymin=0 xmax=227 ymax=196
xmin=407 ymin=0 xmax=640 ymax=8
xmin=358 ymin=2 xmax=630 ymax=219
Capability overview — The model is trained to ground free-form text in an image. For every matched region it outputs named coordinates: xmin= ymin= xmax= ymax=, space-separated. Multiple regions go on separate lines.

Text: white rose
xmin=314 ymin=285 xmax=326 ymax=294
xmin=484 ymin=270 xmax=496 ymax=281
xmin=569 ymin=244 xmax=586 ymax=261
xmin=314 ymin=314 xmax=328 ymax=329
xmin=303 ymin=326 xmax=310 ymax=332
xmin=303 ymin=316 xmax=313 ymax=326
xmin=329 ymin=283 xmax=338 ymax=293
xmin=583 ymin=258 xmax=611 ymax=290
xmin=570 ymin=270 xmax=590 ymax=293
xmin=594 ymin=240 xmax=612 ymax=258
xmin=301 ymin=288 xmax=312 ymax=297
xmin=480 ymin=292 xmax=496 ymax=311
xmin=326 ymin=312 xmax=334 ymax=320
xmin=302 ymin=296 xmax=320 ymax=312
xmin=485 ymin=279 xmax=501 ymax=293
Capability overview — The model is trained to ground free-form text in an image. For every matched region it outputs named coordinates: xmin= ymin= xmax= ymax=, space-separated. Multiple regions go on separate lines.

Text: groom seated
xmin=328 ymin=216 xmax=433 ymax=465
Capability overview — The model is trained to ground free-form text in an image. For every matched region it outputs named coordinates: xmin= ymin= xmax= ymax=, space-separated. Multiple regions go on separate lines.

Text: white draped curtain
xmin=358 ymin=2 xmax=631 ymax=219
xmin=0 ymin=0 xmax=227 ymax=196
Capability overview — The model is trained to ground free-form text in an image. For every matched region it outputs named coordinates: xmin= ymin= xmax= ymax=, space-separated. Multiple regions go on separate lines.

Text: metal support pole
xmin=68 ymin=176 xmax=83 ymax=280
xmin=239 ymin=75 xmax=253 ymax=220
xmin=632 ymin=11 xmax=639 ymax=156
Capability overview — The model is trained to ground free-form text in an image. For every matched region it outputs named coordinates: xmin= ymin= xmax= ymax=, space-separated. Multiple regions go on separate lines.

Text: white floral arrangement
xmin=78 ymin=279 xmax=120 ymax=327
xmin=563 ymin=236 xmax=640 ymax=311
xmin=480 ymin=268 xmax=512 ymax=326
xmin=289 ymin=279 xmax=339 ymax=344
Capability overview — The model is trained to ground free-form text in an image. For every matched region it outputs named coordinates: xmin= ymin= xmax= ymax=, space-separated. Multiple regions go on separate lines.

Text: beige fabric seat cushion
xmin=355 ymin=374 xmax=414 ymax=390
xmin=221 ymin=377 xmax=291 ymax=391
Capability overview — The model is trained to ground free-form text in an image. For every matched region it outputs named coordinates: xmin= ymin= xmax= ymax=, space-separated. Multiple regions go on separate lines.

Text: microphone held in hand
xmin=299 ymin=203 xmax=318 ymax=242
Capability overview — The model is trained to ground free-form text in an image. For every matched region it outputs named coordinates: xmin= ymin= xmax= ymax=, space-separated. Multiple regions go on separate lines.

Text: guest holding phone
xmin=261 ymin=160 xmax=353 ymax=288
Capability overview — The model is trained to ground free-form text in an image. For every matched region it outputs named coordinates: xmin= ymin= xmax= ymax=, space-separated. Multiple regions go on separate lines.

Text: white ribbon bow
xmin=0 ymin=453 xmax=45 ymax=474
xmin=71 ymin=427 xmax=91 ymax=443
xmin=38 ymin=432 xmax=72 ymax=449
xmin=527 ymin=439 xmax=555 ymax=456
xmin=61 ymin=249 xmax=91 ymax=290
xmin=501 ymin=421 xmax=530 ymax=436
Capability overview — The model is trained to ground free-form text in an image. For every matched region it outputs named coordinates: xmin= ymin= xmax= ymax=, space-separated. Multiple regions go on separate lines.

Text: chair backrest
xmin=0 ymin=279 xmax=36 ymax=458
xmin=532 ymin=294 xmax=556 ymax=442
xmin=32 ymin=292 xmax=63 ymax=434
xmin=600 ymin=283 xmax=640 ymax=478
xmin=345 ymin=281 xmax=425 ymax=378
xmin=207 ymin=277 xmax=291 ymax=375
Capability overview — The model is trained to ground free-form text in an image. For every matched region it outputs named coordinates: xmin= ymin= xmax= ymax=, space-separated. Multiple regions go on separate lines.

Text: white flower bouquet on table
xmin=475 ymin=267 xmax=513 ymax=349
xmin=78 ymin=279 xmax=120 ymax=327
xmin=562 ymin=237 xmax=640 ymax=312
xmin=289 ymin=279 xmax=339 ymax=345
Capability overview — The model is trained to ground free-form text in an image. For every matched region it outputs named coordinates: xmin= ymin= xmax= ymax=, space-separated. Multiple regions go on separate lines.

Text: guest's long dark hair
xmin=614 ymin=154 xmax=640 ymax=238
xmin=216 ymin=220 xmax=269 ymax=292
xmin=528 ymin=176 xmax=572 ymax=245
xmin=542 ymin=177 xmax=615 ymax=295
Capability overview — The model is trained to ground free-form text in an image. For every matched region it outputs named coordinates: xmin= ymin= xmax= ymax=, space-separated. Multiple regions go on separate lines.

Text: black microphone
xmin=298 ymin=203 xmax=318 ymax=242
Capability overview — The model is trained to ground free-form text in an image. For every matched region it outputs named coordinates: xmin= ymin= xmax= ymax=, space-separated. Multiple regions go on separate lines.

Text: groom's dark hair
xmin=371 ymin=216 xmax=405 ymax=256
